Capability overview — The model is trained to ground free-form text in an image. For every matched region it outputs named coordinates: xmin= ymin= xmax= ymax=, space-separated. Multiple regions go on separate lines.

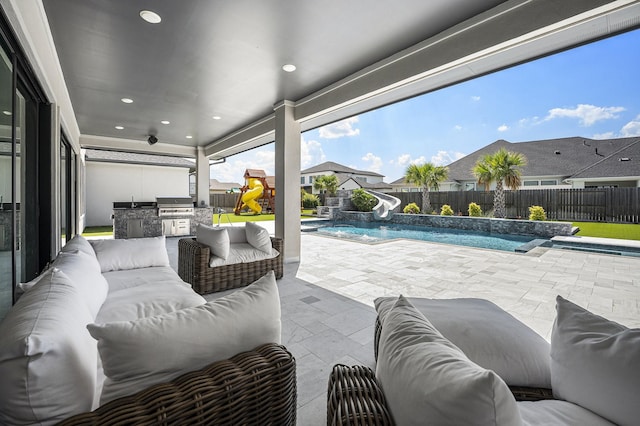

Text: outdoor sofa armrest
xmin=327 ymin=364 xmax=395 ymax=426
xmin=58 ymin=343 xmax=296 ymax=426
xmin=178 ymin=236 xmax=284 ymax=294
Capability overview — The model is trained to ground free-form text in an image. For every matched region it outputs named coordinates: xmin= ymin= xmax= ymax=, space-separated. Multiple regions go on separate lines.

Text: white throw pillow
xmin=89 ymin=271 xmax=281 ymax=404
xmin=196 ymin=224 xmax=230 ymax=259
xmin=61 ymin=234 xmax=96 ymax=256
xmin=375 ymin=297 xmax=551 ymax=388
xmin=376 ymin=295 xmax=522 ymax=426
xmin=245 ymin=221 xmax=272 ymax=253
xmin=0 ymin=269 xmax=97 ymax=425
xmin=551 ymin=295 xmax=640 ymax=426
xmin=90 ymin=236 xmax=170 ymax=272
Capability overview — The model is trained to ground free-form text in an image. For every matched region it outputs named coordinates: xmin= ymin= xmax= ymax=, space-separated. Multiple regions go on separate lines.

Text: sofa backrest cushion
xmin=245 ymin=221 xmax=272 ymax=253
xmin=376 ymin=295 xmax=522 ymax=426
xmin=196 ymin=224 xmax=230 ymax=259
xmin=375 ymin=296 xmax=551 ymax=388
xmin=551 ymin=295 xmax=640 ymax=426
xmin=227 ymin=225 xmax=248 ymax=243
xmin=90 ymin=236 xmax=170 ymax=272
xmin=89 ymin=271 xmax=281 ymax=404
xmin=61 ymin=234 xmax=96 ymax=256
xmin=0 ymin=269 xmax=97 ymax=425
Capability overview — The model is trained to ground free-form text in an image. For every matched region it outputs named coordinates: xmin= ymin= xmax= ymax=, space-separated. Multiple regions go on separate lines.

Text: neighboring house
xmin=301 ymin=161 xmax=388 ymax=193
xmin=389 ymin=176 xmax=422 ymax=193
xmin=84 ymin=149 xmax=194 ymax=226
xmin=441 ymin=136 xmax=640 ymax=191
xmin=210 ymin=179 xmax=241 ymax=194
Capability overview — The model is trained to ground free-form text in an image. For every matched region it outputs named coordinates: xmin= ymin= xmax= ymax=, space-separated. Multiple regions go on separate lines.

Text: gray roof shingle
xmin=301 ymin=161 xmax=384 ymax=177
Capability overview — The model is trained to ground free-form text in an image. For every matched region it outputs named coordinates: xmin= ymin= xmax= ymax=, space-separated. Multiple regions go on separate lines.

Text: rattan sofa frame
xmin=59 ymin=343 xmax=296 ymax=426
xmin=326 ymin=316 xmax=554 ymax=426
xmin=178 ymin=237 xmax=283 ymax=294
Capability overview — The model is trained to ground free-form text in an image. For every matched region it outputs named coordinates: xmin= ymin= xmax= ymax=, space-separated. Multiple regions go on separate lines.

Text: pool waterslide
xmin=364 ymin=189 xmax=401 ymax=220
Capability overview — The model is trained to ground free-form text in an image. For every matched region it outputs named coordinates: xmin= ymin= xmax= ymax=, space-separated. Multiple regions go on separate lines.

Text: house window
xmin=300 ymin=176 xmax=305 ymax=184
xmin=309 ymin=176 xmax=314 ymax=184
xmin=464 ymin=183 xmax=476 ymax=191
xmin=523 ymin=181 xmax=539 ymax=186
xmin=541 ymin=180 xmax=557 ymax=186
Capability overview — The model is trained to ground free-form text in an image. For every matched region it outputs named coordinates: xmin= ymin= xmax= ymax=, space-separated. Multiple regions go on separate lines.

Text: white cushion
xmin=227 ymin=226 xmax=248 ymax=243
xmin=245 ymin=221 xmax=272 ymax=253
xmin=102 ymin=265 xmax=194 ymax=293
xmin=89 ymin=271 xmax=281 ymax=404
xmin=61 ymin=234 xmax=96 ymax=256
xmin=375 ymin=297 xmax=551 ymax=388
xmin=518 ymin=400 xmax=615 ymax=426
xmin=196 ymin=224 xmax=230 ymax=259
xmin=0 ymin=269 xmax=97 ymax=426
xmin=209 ymin=242 xmax=278 ymax=267
xmin=551 ymin=295 xmax=640 ymax=426
xmin=376 ymin=296 xmax=522 ymax=426
xmin=90 ymin=236 xmax=170 ymax=272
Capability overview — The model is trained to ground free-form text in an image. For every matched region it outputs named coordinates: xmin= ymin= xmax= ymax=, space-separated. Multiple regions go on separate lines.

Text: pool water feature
xmin=303 ymin=221 xmax=537 ymax=252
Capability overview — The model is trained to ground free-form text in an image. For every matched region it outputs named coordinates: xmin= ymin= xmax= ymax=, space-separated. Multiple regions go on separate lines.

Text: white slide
xmin=365 ymin=190 xmax=401 ymax=221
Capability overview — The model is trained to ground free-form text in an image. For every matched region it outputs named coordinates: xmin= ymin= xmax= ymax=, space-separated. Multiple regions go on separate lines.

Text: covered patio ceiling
xmin=39 ymin=0 xmax=640 ymax=159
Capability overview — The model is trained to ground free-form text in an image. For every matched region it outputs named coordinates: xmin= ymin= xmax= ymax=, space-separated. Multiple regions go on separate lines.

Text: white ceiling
xmin=38 ymin=0 xmax=640 ymax=159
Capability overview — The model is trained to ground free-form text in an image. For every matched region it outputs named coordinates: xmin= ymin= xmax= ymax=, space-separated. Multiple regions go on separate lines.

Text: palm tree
xmin=405 ymin=163 xmax=449 ymax=214
xmin=472 ymin=148 xmax=527 ymax=218
xmin=313 ymin=175 xmax=339 ymax=197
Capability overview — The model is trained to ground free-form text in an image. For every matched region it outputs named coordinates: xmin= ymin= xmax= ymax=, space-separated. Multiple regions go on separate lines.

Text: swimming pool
xmin=302 ymin=220 xmax=537 ymax=252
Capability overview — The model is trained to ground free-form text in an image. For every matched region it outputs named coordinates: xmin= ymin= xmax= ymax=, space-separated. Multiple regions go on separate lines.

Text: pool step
xmin=515 ymin=239 xmax=549 ymax=253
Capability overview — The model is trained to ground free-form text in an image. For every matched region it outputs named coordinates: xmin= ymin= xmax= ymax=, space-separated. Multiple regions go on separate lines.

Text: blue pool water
xmin=303 ymin=221 xmax=537 ymax=252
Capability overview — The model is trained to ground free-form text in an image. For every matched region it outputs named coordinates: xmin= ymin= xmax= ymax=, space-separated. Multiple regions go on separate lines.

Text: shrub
xmin=440 ymin=204 xmax=454 ymax=216
xmin=468 ymin=202 xmax=483 ymax=217
xmin=351 ymin=189 xmax=378 ymax=212
xmin=403 ymin=202 xmax=420 ymax=214
xmin=528 ymin=205 xmax=547 ymax=221
xmin=301 ymin=192 xmax=319 ymax=209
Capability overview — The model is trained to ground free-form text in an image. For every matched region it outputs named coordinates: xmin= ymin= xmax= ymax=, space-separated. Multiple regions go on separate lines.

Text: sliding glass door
xmin=0 ymin=47 xmax=12 ymax=318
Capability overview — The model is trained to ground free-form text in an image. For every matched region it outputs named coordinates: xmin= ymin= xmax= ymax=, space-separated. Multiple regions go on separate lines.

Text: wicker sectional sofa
xmin=178 ymin=224 xmax=283 ymax=294
xmin=0 ymin=235 xmax=295 ymax=425
xmin=328 ymin=296 xmax=638 ymax=426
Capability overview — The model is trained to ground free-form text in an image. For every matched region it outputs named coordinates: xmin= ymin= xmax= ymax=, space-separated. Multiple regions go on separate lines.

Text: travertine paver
xmin=165 ymin=226 xmax=640 ymax=426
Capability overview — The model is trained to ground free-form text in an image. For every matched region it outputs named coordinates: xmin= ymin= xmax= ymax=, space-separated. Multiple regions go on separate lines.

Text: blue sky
xmin=211 ymin=29 xmax=640 ymax=185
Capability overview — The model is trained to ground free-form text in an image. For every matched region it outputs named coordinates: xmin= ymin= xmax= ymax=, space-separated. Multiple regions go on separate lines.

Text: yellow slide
xmin=241 ymin=178 xmax=264 ymax=214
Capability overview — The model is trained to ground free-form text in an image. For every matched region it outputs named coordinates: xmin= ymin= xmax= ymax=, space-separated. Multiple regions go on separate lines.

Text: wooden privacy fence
xmin=213 ymin=188 xmax=640 ymax=223
xmin=393 ymin=188 xmax=640 ymax=224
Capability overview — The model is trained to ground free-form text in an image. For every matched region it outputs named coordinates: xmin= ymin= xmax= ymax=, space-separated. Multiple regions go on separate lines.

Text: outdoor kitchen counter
xmin=112 ymin=206 xmax=213 ymax=239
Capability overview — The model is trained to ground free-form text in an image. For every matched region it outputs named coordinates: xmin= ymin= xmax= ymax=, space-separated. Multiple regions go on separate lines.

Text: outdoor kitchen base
xmin=112 ymin=198 xmax=213 ymax=239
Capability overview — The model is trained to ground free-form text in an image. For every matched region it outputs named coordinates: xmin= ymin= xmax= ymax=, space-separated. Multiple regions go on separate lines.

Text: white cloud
xmin=431 ymin=150 xmax=466 ymax=166
xmin=620 ymin=114 xmax=640 ymax=137
xmin=497 ymin=124 xmax=509 ymax=132
xmin=471 ymin=96 xmax=481 ymax=101
xmin=544 ymin=104 xmax=625 ymax=126
xmin=392 ymin=154 xmax=426 ymax=168
xmin=318 ymin=116 xmax=360 ymax=139
xmin=454 ymin=125 xmax=463 ymax=131
xmin=300 ymin=137 xmax=326 ymax=168
xmin=361 ymin=152 xmax=383 ymax=173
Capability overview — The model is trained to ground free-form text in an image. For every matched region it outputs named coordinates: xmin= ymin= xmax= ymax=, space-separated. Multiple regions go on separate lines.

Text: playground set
xmin=234 ymin=169 xmax=275 ymax=215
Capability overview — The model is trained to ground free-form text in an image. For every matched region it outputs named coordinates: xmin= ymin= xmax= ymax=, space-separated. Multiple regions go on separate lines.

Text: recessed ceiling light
xmin=282 ymin=64 xmax=297 ymax=72
xmin=161 ymin=120 xmax=170 ymax=125
xmin=185 ymin=135 xmax=193 ymax=139
xmin=212 ymin=116 xmax=222 ymax=120
xmin=2 ymin=110 xmax=11 ymax=116
xmin=121 ymin=98 xmax=133 ymax=104
xmin=115 ymin=125 xmax=124 ymax=130
xmin=140 ymin=10 xmax=161 ymax=24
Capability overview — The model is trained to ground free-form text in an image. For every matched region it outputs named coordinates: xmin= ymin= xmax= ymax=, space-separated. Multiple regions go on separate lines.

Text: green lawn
xmin=572 ymin=221 xmax=640 ymax=241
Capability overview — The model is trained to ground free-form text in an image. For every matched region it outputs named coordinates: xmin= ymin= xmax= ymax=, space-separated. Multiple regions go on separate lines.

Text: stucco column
xmin=196 ymin=147 xmax=210 ymax=206
xmin=274 ymin=100 xmax=301 ymax=263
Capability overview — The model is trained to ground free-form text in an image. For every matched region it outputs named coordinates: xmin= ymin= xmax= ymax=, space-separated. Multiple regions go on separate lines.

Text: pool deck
xmin=165 ymin=223 xmax=640 ymax=425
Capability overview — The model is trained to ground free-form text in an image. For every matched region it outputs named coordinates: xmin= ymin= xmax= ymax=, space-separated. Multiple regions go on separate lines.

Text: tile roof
xmin=84 ymin=149 xmax=195 ymax=168
xmin=301 ymin=161 xmax=384 ymax=177
xmin=445 ymin=136 xmax=639 ymax=182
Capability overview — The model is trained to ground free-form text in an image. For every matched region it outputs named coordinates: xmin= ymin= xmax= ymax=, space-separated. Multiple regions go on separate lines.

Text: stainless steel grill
xmin=156 ymin=197 xmax=194 ymax=217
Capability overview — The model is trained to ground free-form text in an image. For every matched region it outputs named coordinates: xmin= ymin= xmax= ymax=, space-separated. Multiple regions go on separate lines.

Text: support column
xmin=195 ymin=147 xmax=210 ymax=207
xmin=274 ymin=100 xmax=301 ymax=263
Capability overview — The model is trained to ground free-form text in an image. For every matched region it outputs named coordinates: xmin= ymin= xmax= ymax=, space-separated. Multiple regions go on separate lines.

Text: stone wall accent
xmin=334 ymin=211 xmax=572 ymax=238
xmin=113 ymin=207 xmax=212 ymax=239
